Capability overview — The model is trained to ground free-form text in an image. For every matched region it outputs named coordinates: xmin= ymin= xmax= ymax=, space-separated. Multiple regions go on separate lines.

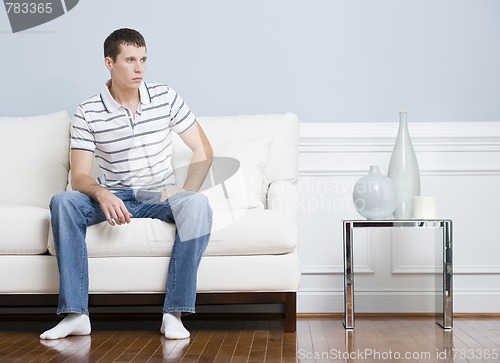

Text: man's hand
xmin=160 ymin=186 xmax=186 ymax=203
xmin=71 ymin=149 xmax=132 ymax=226
xmin=96 ymin=188 xmax=133 ymax=226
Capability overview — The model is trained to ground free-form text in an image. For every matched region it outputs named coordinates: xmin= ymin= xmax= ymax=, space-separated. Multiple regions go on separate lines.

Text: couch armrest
xmin=267 ymin=180 xmax=298 ymax=212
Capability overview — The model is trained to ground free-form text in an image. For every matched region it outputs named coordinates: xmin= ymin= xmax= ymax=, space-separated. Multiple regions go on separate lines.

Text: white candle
xmin=413 ymin=196 xmax=438 ymax=219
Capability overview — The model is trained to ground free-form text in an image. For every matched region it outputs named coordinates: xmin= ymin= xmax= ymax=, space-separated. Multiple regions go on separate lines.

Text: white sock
xmin=40 ymin=313 xmax=91 ymax=340
xmin=160 ymin=312 xmax=190 ymax=340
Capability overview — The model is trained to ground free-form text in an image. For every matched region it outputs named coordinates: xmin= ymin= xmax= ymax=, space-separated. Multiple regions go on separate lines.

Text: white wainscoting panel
xmin=297 ymin=121 xmax=500 ymax=313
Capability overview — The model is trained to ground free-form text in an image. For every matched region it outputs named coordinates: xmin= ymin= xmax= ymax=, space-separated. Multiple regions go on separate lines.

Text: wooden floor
xmin=0 ymin=317 xmax=500 ymax=362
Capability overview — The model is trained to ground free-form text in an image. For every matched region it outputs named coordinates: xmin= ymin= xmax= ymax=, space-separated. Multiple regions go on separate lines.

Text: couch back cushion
xmin=0 ymin=112 xmax=71 ymax=208
xmin=173 ymin=113 xmax=299 ymax=210
xmin=196 ymin=113 xmax=299 ymax=184
xmin=170 ymin=113 xmax=300 ymax=210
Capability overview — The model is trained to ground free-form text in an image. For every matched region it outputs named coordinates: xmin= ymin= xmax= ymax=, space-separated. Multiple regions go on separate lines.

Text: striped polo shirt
xmin=71 ymin=80 xmax=196 ymax=192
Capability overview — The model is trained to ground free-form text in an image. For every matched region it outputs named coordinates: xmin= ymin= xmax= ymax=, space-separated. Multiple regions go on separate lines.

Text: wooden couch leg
xmin=284 ymin=292 xmax=297 ymax=332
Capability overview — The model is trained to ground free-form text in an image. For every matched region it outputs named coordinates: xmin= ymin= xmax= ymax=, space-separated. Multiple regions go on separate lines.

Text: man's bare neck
xmin=109 ymin=86 xmax=139 ymax=105
xmin=109 ymin=85 xmax=140 ymax=116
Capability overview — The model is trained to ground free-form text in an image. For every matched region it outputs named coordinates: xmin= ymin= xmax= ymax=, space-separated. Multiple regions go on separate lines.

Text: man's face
xmin=105 ymin=43 xmax=147 ymax=90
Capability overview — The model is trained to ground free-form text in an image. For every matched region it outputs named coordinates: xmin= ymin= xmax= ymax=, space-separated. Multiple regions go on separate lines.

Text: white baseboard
xmin=297 ymin=290 xmax=500 ymax=314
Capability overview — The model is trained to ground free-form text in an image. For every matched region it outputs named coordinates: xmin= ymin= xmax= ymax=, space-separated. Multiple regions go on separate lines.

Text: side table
xmin=343 ymin=220 xmax=453 ymax=330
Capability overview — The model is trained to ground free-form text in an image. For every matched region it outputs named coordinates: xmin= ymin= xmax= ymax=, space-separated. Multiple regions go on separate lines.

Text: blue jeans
xmin=49 ymin=190 xmax=212 ymax=316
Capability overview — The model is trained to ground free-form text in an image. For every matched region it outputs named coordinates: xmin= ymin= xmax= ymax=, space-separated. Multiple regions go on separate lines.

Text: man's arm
xmin=161 ymin=122 xmax=213 ymax=200
xmin=181 ymin=122 xmax=213 ymax=191
xmin=71 ymin=149 xmax=132 ymax=226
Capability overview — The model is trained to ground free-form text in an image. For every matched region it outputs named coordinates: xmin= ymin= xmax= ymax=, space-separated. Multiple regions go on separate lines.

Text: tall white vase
xmin=387 ymin=111 xmax=420 ymax=219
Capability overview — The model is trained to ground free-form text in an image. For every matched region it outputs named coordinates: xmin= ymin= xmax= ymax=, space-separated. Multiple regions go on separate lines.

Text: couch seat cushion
xmin=0 ymin=205 xmax=50 ymax=254
xmin=48 ymin=209 xmax=296 ymax=257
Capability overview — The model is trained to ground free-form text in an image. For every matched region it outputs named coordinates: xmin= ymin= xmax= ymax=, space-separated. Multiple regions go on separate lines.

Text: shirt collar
xmin=100 ymin=80 xmax=151 ymax=113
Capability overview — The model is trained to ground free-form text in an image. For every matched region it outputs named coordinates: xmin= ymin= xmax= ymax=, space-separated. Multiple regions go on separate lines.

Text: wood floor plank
xmin=231 ymin=320 xmax=258 ymax=362
xmin=462 ymin=319 xmax=500 ymax=349
xmin=113 ymin=322 xmax=158 ymax=362
xmin=451 ymin=320 xmax=500 ymax=363
xmin=248 ymin=330 xmax=268 ymax=362
xmin=295 ymin=318 xmax=314 ymax=363
xmin=1 ymin=317 xmax=500 ymax=362
xmin=181 ymin=320 xmax=216 ymax=361
xmin=213 ymin=320 xmax=243 ymax=362
xmin=130 ymin=337 xmax=163 ymax=362
xmin=264 ymin=321 xmax=283 ymax=362
xmin=306 ymin=319 xmax=330 ymax=363
xmin=195 ymin=321 xmax=228 ymax=363
xmin=399 ymin=321 xmax=440 ymax=363
xmin=348 ymin=319 xmax=380 ymax=363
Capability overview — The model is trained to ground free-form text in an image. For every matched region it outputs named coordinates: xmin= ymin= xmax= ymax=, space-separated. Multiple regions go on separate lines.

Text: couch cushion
xmin=197 ymin=113 xmax=299 ymax=184
xmin=208 ymin=209 xmax=297 ymax=256
xmin=47 ymin=209 xmax=297 ymax=257
xmin=0 ymin=111 xmax=71 ymax=208
xmin=0 ymin=205 xmax=50 ymax=254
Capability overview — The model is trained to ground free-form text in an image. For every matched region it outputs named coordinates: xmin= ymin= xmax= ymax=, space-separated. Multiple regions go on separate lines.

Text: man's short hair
xmin=104 ymin=28 xmax=146 ymax=61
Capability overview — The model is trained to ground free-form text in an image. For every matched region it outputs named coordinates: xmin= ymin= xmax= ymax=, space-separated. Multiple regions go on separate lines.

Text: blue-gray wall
xmin=2 ymin=0 xmax=499 ymax=122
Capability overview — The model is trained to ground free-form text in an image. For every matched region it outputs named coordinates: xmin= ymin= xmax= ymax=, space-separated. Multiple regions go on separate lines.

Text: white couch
xmin=0 ymin=111 xmax=301 ymax=331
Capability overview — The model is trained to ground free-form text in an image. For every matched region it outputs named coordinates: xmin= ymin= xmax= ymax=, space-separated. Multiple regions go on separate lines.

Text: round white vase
xmin=352 ymin=165 xmax=398 ymax=220
xmin=387 ymin=111 xmax=421 ymax=219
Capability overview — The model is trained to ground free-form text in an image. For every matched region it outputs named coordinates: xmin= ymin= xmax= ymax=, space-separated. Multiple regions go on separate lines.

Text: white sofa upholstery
xmin=0 ymin=111 xmax=301 ymax=331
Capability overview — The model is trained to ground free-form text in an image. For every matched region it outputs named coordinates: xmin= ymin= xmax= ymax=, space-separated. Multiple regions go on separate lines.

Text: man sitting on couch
xmin=40 ymin=28 xmax=213 ymax=340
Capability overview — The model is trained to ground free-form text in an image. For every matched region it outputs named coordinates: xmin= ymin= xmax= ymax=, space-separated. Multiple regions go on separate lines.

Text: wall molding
xmin=298 ymin=288 xmax=500 ymax=295
xmin=454 ymin=266 xmax=500 ymax=274
xmin=300 ymin=169 xmax=500 ymax=177
xmin=301 ymin=266 xmax=500 ymax=275
xmin=300 ymin=122 xmax=500 ymax=152
xmin=297 ymin=289 xmax=500 ymax=313
xmin=300 ymin=265 xmax=342 ymax=275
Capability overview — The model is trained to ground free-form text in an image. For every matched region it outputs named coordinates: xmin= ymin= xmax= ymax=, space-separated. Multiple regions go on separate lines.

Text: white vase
xmin=387 ymin=111 xmax=420 ymax=219
xmin=353 ymin=165 xmax=398 ymax=220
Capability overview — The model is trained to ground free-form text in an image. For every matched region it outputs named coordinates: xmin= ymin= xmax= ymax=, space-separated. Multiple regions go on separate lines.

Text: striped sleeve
xmin=167 ymin=87 xmax=196 ymax=134
xmin=71 ymin=106 xmax=96 ymax=152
